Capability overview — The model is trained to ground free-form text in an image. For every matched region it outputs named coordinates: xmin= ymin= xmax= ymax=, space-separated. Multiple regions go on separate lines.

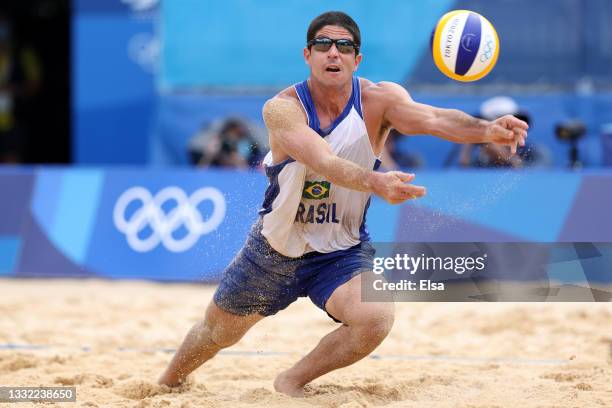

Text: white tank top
xmin=259 ymin=77 xmax=380 ymax=258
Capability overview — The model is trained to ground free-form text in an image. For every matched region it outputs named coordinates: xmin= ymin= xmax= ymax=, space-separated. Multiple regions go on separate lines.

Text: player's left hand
xmin=485 ymin=115 xmax=529 ymax=155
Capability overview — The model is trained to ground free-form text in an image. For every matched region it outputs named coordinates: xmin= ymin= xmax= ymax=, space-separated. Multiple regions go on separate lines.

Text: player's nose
xmin=327 ymin=44 xmax=340 ymax=57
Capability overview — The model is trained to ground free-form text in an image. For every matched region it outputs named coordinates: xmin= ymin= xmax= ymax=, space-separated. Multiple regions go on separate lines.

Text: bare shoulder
xmin=360 ymin=80 xmax=413 ymax=130
xmin=361 ymin=79 xmax=412 ymax=103
xmin=262 ymin=86 xmax=307 ymax=130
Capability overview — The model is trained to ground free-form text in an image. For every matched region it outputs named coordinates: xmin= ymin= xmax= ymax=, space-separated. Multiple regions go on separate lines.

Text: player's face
xmin=304 ymin=25 xmax=362 ymax=86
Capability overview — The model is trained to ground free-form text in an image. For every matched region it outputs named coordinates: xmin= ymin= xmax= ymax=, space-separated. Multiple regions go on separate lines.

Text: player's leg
xmin=160 ymin=220 xmax=301 ymax=387
xmin=158 ymin=300 xmax=264 ymax=386
xmin=274 ymin=273 xmax=394 ymax=397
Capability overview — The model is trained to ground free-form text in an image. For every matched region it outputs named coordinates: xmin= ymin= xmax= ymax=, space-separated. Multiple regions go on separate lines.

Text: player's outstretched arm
xmin=262 ymin=97 xmax=425 ymax=204
xmin=379 ymin=82 xmax=529 ymax=154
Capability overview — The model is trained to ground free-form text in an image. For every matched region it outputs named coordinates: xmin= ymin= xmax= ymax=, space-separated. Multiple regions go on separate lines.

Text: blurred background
xmin=0 ymin=0 xmax=611 ymax=283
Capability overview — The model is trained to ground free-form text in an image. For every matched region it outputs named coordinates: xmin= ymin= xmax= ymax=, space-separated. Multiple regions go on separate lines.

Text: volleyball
xmin=431 ymin=10 xmax=499 ymax=82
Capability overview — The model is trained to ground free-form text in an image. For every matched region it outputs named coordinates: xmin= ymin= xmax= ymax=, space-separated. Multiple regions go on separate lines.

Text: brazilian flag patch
xmin=302 ymin=181 xmax=331 ymax=199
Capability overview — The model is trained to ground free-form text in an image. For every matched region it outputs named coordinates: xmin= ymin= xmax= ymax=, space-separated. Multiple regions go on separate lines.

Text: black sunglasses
xmin=307 ymin=37 xmax=359 ymax=54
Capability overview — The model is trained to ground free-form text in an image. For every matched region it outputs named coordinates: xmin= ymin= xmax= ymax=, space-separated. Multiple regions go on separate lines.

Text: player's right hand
xmin=486 ymin=115 xmax=529 ymax=155
xmin=370 ymin=171 xmax=427 ymax=204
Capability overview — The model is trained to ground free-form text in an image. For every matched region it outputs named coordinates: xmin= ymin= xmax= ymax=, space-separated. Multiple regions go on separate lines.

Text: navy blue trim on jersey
xmin=359 ymin=158 xmax=382 ymax=241
xmin=294 ymin=82 xmax=317 ymax=129
xmin=359 ymin=197 xmax=372 ymax=242
xmin=353 ymin=77 xmax=363 ymax=119
xmin=294 ymin=77 xmax=362 ymax=137
xmin=259 ymin=158 xmax=295 ymax=216
xmin=373 ymin=157 xmax=382 ymax=171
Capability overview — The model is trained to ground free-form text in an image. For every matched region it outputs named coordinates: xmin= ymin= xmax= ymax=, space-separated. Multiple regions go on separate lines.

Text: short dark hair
xmin=307 ymin=11 xmax=361 ymax=53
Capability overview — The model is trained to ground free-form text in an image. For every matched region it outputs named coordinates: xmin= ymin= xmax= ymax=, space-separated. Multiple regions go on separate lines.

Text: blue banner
xmin=73 ymin=0 xmax=159 ymax=164
xmin=1 ymin=167 xmax=611 ymax=284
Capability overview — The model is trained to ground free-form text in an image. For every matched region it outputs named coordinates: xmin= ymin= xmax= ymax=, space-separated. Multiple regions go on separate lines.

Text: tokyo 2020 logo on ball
xmin=431 ymin=10 xmax=499 ymax=82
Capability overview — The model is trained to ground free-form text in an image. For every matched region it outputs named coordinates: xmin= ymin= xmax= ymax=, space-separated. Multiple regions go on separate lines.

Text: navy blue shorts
xmin=213 ymin=220 xmax=375 ymax=322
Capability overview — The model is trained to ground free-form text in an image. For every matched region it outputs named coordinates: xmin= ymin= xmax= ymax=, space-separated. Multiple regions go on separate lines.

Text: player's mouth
xmin=325 ymin=66 xmax=341 ymax=73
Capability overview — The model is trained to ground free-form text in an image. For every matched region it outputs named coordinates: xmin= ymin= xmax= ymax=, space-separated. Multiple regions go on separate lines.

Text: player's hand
xmin=485 ymin=115 xmax=529 ymax=155
xmin=370 ymin=171 xmax=426 ymax=205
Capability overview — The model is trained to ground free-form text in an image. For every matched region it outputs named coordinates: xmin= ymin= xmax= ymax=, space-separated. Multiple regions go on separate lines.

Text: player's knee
xmin=352 ymin=304 xmax=395 ymax=350
xmin=377 ymin=309 xmax=395 ymax=337
xmin=366 ymin=312 xmax=394 ymax=340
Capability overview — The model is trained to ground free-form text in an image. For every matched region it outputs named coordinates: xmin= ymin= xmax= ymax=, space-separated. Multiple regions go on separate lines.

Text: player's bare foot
xmin=273 ymin=371 xmax=305 ymax=398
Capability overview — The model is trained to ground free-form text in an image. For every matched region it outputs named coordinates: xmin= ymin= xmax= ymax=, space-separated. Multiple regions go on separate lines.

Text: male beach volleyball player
xmin=159 ymin=11 xmax=528 ymax=397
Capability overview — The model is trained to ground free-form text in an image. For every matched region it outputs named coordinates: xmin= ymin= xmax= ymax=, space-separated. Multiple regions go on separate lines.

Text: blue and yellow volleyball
xmin=431 ymin=10 xmax=499 ymax=82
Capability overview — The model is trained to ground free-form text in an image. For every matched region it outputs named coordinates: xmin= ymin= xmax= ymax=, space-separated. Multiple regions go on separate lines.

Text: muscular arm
xmin=419 ymin=107 xmax=491 ymax=144
xmin=379 ymin=82 xmax=528 ymax=151
xmin=263 ymin=97 xmax=374 ymax=192
xmin=262 ymin=96 xmax=425 ymax=203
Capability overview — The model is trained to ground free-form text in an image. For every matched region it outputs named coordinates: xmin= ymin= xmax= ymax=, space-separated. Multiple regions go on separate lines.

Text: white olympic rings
xmin=113 ymin=186 xmax=226 ymax=253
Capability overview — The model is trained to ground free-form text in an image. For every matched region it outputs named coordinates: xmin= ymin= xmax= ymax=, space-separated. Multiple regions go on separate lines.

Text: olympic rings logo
xmin=480 ymin=35 xmax=494 ymax=62
xmin=113 ymin=186 xmax=226 ymax=253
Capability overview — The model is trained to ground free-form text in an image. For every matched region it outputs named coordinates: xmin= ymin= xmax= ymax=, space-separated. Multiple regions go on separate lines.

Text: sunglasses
xmin=307 ymin=37 xmax=358 ymax=54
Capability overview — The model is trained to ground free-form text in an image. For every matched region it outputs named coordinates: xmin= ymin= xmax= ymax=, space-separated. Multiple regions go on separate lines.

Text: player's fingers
xmin=511 ymin=128 xmax=525 ymax=137
xmin=386 ymin=195 xmax=406 ymax=205
xmin=398 ymin=184 xmax=426 ymax=198
xmin=393 ymin=171 xmax=415 ymax=183
xmin=503 ymin=115 xmax=529 ymax=130
xmin=513 ymin=129 xmax=526 ymax=147
xmin=498 ymin=125 xmax=514 ymax=140
xmin=510 ymin=140 xmax=517 ymax=155
xmin=512 ymin=118 xmax=529 ymax=130
xmin=409 ymin=185 xmax=427 ymax=198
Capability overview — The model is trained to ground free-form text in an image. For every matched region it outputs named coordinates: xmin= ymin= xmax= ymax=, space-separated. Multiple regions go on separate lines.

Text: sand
xmin=0 ymin=278 xmax=610 ymax=408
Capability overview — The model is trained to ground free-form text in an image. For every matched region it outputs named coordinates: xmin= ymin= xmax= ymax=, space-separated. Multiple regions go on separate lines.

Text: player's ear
xmin=304 ymin=47 xmax=311 ymax=65
xmin=353 ymin=53 xmax=362 ymax=71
